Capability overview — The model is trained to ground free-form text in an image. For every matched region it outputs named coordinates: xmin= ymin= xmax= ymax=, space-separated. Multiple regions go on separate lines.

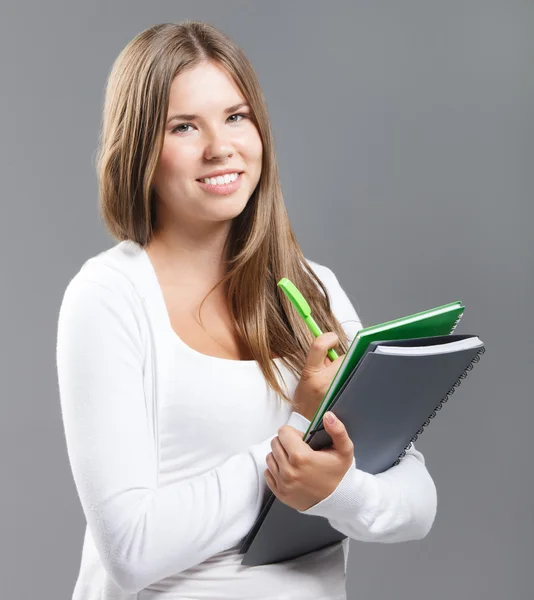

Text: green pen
xmin=277 ymin=277 xmax=339 ymax=361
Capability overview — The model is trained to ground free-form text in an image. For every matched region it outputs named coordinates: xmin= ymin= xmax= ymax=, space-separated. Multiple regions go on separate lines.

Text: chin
xmin=211 ymin=192 xmax=250 ymax=216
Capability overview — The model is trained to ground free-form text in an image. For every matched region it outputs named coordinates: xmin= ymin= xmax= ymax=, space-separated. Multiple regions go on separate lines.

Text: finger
xmin=264 ymin=468 xmax=277 ymax=491
xmin=323 ymin=412 xmax=354 ymax=457
xmin=277 ymin=426 xmax=311 ymax=465
xmin=330 ymin=352 xmax=347 ymax=370
xmin=271 ymin=437 xmax=289 ymax=468
xmin=266 ymin=451 xmax=280 ymax=476
xmin=307 ymin=332 xmax=339 ymax=371
xmin=324 ymin=351 xmax=346 ymax=368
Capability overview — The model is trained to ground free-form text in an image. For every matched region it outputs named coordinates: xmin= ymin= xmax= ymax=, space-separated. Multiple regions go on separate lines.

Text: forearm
xmin=300 ymin=444 xmax=438 ymax=543
xmin=64 ymin=409 xmax=308 ymax=593
xmin=57 ymin=275 xmax=311 ymax=592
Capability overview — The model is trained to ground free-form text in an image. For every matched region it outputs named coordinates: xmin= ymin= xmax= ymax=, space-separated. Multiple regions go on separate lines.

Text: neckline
xmin=137 ymin=243 xmax=284 ymax=367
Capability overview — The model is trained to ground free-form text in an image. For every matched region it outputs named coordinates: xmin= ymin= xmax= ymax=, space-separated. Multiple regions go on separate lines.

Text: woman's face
xmin=152 ymin=61 xmax=263 ymax=232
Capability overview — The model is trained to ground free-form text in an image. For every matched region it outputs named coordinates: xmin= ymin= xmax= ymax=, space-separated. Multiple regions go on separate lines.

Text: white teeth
xmin=200 ymin=172 xmax=239 ymax=185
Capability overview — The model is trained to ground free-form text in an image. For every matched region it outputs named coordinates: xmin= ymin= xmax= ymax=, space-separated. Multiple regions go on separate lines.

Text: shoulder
xmin=58 ymin=242 xmax=146 ymax=331
xmin=57 ymin=260 xmax=147 ymax=363
xmin=304 ymin=256 xmax=351 ymax=306
xmin=304 ymin=257 xmax=363 ymax=341
xmin=305 ymin=257 xmax=346 ymax=291
xmin=61 ymin=240 xmax=145 ymax=301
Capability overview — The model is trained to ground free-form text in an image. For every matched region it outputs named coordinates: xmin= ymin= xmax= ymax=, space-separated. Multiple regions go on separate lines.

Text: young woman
xmin=56 ymin=20 xmax=437 ymax=600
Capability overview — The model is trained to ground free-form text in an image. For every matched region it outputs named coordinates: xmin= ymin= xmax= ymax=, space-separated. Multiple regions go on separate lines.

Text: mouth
xmin=196 ymin=172 xmax=245 ymax=196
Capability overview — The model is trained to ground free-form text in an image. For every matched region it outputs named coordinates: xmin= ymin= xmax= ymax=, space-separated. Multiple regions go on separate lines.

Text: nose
xmin=203 ymin=130 xmax=235 ymax=161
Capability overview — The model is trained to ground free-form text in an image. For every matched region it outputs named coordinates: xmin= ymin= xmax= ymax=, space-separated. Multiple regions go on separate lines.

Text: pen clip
xmin=277 ymin=278 xmax=311 ymax=319
xmin=278 ymin=277 xmax=340 ymax=362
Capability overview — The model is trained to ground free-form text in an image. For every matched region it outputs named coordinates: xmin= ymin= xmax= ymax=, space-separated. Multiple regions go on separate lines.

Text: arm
xmin=299 ymin=440 xmax=438 ymax=543
xmin=56 ymin=276 xmax=304 ymax=593
xmin=294 ymin=266 xmax=438 ymax=542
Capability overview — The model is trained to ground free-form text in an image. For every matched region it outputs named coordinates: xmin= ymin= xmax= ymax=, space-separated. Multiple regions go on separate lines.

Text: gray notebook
xmin=240 ymin=333 xmax=485 ymax=566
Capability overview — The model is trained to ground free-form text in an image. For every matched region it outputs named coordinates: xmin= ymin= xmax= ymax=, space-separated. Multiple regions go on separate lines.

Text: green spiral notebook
xmin=304 ymin=300 xmax=465 ymax=438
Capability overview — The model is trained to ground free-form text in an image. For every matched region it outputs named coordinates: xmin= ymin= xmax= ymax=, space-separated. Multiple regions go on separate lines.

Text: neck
xmin=146 ymin=222 xmax=231 ymax=288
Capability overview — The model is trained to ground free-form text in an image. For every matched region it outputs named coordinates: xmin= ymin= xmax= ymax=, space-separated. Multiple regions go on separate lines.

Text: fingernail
xmin=325 ymin=412 xmax=336 ymax=424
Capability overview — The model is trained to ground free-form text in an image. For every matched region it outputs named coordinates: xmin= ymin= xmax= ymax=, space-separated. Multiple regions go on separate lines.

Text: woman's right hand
xmin=293 ymin=332 xmax=346 ymax=422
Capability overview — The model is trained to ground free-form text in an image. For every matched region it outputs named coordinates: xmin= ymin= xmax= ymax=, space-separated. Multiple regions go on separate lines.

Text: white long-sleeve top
xmin=56 ymin=240 xmax=437 ymax=600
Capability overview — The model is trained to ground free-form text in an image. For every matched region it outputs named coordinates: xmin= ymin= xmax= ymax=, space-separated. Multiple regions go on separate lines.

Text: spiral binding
xmin=392 ymin=343 xmax=486 ymax=467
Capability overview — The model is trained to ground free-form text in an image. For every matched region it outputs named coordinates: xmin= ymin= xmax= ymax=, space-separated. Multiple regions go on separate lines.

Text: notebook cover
xmin=240 ymin=334 xmax=484 ymax=565
xmin=241 ymin=334 xmax=475 ymax=556
xmin=240 ymin=334 xmax=475 ymax=556
xmin=305 ymin=302 xmax=465 ymax=436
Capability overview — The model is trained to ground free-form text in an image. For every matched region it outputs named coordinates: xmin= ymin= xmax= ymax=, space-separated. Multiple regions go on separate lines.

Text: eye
xmin=171 ymin=113 xmax=249 ymax=134
xmin=227 ymin=113 xmax=248 ymax=124
xmin=171 ymin=123 xmax=193 ymax=134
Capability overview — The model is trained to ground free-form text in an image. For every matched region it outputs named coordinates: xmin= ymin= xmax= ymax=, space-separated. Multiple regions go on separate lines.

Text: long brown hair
xmin=96 ymin=20 xmax=351 ymax=407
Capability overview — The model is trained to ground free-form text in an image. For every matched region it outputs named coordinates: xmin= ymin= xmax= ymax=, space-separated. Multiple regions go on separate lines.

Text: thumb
xmin=305 ymin=332 xmax=339 ymax=372
xmin=323 ymin=412 xmax=354 ymax=457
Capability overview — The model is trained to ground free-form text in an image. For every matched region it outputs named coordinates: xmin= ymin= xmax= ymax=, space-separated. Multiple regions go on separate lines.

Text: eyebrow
xmin=166 ymin=102 xmax=250 ymax=124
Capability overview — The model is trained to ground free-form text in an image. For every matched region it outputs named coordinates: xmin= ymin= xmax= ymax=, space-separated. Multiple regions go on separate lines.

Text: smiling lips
xmin=197 ymin=171 xmax=242 ymax=183
xmin=196 ymin=172 xmax=244 ymax=195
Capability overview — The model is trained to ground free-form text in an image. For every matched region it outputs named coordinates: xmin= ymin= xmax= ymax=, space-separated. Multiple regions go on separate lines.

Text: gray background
xmin=2 ymin=1 xmax=532 ymax=599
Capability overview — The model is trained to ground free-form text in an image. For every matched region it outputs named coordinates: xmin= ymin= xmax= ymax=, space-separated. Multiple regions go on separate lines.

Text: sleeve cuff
xmin=286 ymin=411 xmax=311 ymax=434
xmin=298 ymin=457 xmax=377 ymax=521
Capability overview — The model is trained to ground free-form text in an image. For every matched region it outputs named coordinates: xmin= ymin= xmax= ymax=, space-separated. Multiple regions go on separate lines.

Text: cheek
xmin=157 ymin=142 xmax=192 ymax=178
xmin=244 ymin=130 xmax=263 ymax=165
xmin=155 ymin=145 xmax=175 ymax=174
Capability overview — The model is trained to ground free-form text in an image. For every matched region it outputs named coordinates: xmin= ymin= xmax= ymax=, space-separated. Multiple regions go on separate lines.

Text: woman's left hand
xmin=264 ymin=412 xmax=355 ymax=512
